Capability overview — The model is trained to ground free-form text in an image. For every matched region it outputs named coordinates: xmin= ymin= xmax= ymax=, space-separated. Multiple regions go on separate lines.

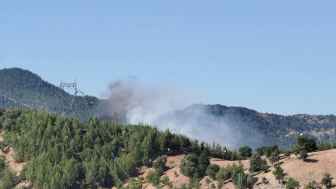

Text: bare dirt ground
xmin=141 ymin=155 xmax=190 ymax=189
xmin=133 ymin=149 xmax=336 ymax=189
xmin=0 ymin=130 xmax=32 ymax=189
xmin=255 ymin=149 xmax=336 ymax=189
xmin=133 ymin=155 xmax=246 ymax=189
xmin=0 ymin=130 xmax=26 ymax=176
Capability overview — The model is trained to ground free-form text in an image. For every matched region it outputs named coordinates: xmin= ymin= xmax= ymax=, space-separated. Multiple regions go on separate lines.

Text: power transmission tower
xmin=59 ymin=81 xmax=85 ymax=96
xmin=59 ymin=81 xmax=84 ymax=114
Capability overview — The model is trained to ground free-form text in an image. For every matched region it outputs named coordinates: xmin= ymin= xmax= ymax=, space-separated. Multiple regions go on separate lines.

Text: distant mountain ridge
xmin=0 ymin=68 xmax=103 ymax=120
xmin=167 ymin=104 xmax=336 ymax=148
xmin=1 ymin=68 xmax=336 ymax=148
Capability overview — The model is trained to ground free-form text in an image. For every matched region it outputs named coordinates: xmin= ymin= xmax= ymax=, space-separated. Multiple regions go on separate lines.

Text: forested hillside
xmin=0 ymin=109 xmax=234 ymax=189
xmin=1 ymin=109 xmax=335 ymax=189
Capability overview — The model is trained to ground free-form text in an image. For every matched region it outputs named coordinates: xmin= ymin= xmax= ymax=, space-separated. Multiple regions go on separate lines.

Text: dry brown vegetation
xmin=127 ymin=149 xmax=336 ymax=189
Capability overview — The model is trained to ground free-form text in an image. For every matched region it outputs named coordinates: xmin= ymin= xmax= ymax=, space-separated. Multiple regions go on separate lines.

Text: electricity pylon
xmin=59 ymin=82 xmax=85 ymax=96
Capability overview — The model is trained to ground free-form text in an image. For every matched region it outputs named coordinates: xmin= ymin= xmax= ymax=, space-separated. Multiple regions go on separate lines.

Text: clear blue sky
xmin=1 ymin=1 xmax=336 ymax=115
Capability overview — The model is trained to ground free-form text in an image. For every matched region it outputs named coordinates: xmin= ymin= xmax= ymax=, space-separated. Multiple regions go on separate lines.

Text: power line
xmin=0 ymin=81 xmax=91 ymax=118
xmin=59 ymin=81 xmax=90 ymax=117
xmin=59 ymin=82 xmax=85 ymax=96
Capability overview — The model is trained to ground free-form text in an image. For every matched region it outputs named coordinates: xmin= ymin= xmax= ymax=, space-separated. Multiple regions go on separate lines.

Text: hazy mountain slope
xmin=1 ymin=68 xmax=336 ymax=148
xmin=0 ymin=68 xmax=102 ymax=120
xmin=164 ymin=104 xmax=336 ymax=148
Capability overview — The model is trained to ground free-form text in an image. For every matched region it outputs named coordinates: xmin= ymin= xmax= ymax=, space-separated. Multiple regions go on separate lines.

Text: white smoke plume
xmin=105 ymin=80 xmax=263 ymax=148
xmin=106 ymin=80 xmax=194 ymax=124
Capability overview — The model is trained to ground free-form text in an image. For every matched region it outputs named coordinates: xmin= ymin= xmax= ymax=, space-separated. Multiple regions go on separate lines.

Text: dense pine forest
xmin=0 ymin=109 xmax=238 ymax=189
xmin=0 ymin=110 xmax=335 ymax=188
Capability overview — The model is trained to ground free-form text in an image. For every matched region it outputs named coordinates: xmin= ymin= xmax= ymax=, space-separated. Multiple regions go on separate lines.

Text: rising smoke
xmin=106 ymin=80 xmax=193 ymax=124
xmin=105 ymin=80 xmax=262 ymax=149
